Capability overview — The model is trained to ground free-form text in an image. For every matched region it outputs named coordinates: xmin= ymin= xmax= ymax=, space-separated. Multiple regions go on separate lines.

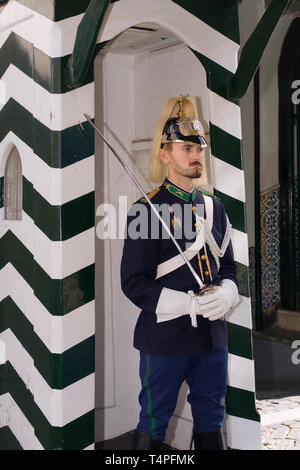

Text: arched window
xmin=4 ymin=147 xmax=22 ymax=220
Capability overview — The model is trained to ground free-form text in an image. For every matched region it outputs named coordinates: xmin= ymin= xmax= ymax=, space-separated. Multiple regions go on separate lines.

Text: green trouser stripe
xmin=0 ymin=231 xmax=95 ymax=316
xmin=0 ymin=361 xmax=94 ymax=449
xmin=226 ymin=386 xmax=260 ymax=422
xmin=144 ymin=354 xmax=157 ymax=440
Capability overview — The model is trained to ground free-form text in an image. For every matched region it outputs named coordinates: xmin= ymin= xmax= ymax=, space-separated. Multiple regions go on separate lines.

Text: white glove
xmin=155 ymin=288 xmax=191 ymax=323
xmin=196 ymin=279 xmax=239 ymax=321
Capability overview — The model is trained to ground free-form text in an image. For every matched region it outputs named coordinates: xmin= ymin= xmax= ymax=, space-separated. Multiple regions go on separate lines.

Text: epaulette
xmin=197 ymin=188 xmax=221 ymax=201
xmin=139 ymin=187 xmax=161 ymax=203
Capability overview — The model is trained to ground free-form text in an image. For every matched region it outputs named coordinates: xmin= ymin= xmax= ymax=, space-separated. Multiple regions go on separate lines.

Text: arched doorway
xmin=93 ymin=24 xmax=211 ymax=449
xmin=82 ymin=0 xmax=260 ymax=450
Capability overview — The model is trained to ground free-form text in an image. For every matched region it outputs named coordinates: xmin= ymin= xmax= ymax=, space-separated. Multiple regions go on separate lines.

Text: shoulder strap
xmin=203 ymin=195 xmax=213 ymax=231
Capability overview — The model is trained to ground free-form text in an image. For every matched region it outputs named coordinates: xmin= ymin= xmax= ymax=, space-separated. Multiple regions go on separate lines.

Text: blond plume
xmin=149 ymin=96 xmax=207 ymax=187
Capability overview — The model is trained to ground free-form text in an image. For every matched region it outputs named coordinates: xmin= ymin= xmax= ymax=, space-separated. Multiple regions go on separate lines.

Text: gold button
xmin=205 ymin=271 xmax=209 ymax=276
xmin=194 ymin=223 xmax=198 ymax=228
xmin=201 ymin=255 xmax=206 ymax=261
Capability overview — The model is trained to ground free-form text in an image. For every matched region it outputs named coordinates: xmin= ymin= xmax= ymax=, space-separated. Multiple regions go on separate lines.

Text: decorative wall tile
xmin=260 ymin=185 xmax=280 ymax=316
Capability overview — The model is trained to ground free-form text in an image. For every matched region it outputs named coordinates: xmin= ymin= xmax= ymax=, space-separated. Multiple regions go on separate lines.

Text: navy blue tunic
xmin=120 ymin=178 xmax=237 ymax=356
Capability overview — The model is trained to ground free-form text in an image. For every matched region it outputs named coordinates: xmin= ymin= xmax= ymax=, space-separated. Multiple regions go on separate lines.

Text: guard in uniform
xmin=120 ymin=97 xmax=239 ymax=450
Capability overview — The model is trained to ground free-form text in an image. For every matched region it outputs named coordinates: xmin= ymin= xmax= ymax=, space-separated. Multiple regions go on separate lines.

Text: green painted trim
xmin=190 ymin=49 xmax=238 ymax=104
xmin=0 ymin=99 xmax=33 ymax=152
xmin=0 ymin=99 xmax=94 ymax=169
xmin=36 ymin=43 xmax=107 ymax=93
xmin=172 ymin=0 xmax=240 ymax=45
xmin=0 ymin=230 xmax=34 ymax=285
xmin=226 ymin=386 xmax=260 ymax=422
xmin=0 ymin=231 xmax=95 ymax=315
xmin=0 ymin=32 xmax=33 ymax=81
xmin=23 ymin=177 xmax=95 ymax=242
xmin=227 ymin=323 xmax=253 ymax=361
xmin=0 ymin=297 xmax=33 ymax=355
xmin=0 ymin=297 xmax=95 ymax=388
xmin=61 ymin=191 xmax=95 ymax=241
xmin=62 ymin=264 xmax=95 ymax=315
xmin=0 ymin=362 xmax=94 ymax=449
xmin=236 ymin=261 xmax=250 ymax=299
xmin=16 ymin=0 xmax=55 ymax=20
xmin=0 ymin=33 xmax=107 ymax=94
xmin=23 ymin=177 xmax=60 ymax=241
xmin=16 ymin=0 xmax=95 ymax=21
xmin=210 ymin=124 xmax=243 ymax=171
xmin=34 ymin=116 xmax=95 ymax=169
xmin=16 ymin=0 xmax=118 ymax=21
xmin=39 ymin=260 xmax=94 ymax=316
xmin=0 ymin=426 xmax=23 ymax=450
xmin=214 ymin=189 xmax=246 ymax=233
xmin=229 ymin=0 xmax=290 ymax=99
xmin=65 ymin=0 xmax=112 ymax=89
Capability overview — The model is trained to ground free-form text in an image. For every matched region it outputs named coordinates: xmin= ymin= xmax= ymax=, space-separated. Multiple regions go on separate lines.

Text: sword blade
xmin=83 ymin=113 xmax=204 ymax=289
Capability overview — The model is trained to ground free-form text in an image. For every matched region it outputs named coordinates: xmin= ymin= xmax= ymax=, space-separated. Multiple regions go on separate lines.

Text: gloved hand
xmin=196 ymin=279 xmax=239 ymax=321
xmin=156 ymin=287 xmax=192 ymax=323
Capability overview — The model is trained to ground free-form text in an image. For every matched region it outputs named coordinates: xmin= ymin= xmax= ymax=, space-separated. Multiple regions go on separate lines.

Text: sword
xmin=83 ymin=114 xmax=217 ymax=314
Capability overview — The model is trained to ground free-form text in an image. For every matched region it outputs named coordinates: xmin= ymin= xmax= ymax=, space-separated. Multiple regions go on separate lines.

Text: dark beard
xmin=186 ymin=167 xmax=202 ymax=178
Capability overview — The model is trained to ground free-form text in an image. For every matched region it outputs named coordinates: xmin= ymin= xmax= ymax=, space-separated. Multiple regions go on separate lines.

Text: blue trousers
xmin=137 ymin=346 xmax=228 ymax=442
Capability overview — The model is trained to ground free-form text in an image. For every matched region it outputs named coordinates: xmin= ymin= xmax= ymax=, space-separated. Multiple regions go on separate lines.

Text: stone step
xmin=277 ymin=309 xmax=300 ymax=333
xmin=256 ymin=395 xmax=300 ymax=450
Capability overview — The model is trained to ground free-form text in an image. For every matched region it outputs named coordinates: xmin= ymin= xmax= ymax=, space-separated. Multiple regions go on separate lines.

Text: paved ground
xmin=256 ymin=395 xmax=300 ymax=450
xmin=97 ymin=393 xmax=300 ymax=450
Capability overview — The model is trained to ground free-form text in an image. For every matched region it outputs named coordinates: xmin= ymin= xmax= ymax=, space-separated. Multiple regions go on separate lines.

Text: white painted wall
xmin=94 ymin=52 xmax=140 ymax=442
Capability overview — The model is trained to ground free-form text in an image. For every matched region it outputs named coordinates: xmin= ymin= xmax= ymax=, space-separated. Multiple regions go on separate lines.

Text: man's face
xmin=161 ymin=142 xmax=204 ymax=179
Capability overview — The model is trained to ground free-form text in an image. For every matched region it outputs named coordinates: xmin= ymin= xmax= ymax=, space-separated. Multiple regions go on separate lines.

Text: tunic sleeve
xmin=120 ymin=202 xmax=164 ymax=313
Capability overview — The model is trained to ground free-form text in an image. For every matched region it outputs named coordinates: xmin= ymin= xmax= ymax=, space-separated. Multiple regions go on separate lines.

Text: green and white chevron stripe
xmin=0 ymin=0 xmax=261 ymax=450
xmin=0 ymin=0 xmax=95 ymax=450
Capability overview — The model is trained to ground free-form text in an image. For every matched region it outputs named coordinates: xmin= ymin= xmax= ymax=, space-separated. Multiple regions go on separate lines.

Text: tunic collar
xmin=162 ymin=177 xmax=197 ymax=202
